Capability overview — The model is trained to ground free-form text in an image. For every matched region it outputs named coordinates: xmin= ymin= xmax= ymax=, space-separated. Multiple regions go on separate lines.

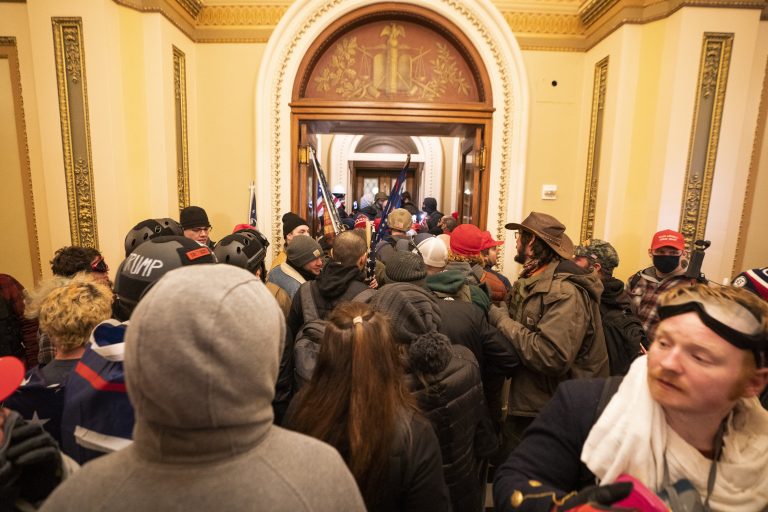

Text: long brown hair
xmin=288 ymin=302 xmax=415 ymax=505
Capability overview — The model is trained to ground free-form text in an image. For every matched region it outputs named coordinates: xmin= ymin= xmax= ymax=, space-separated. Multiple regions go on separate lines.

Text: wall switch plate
xmin=542 ymin=184 xmax=557 ymax=200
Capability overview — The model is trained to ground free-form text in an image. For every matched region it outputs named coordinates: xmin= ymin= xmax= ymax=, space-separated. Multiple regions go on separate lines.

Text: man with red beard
xmin=493 ymin=284 xmax=768 ymax=512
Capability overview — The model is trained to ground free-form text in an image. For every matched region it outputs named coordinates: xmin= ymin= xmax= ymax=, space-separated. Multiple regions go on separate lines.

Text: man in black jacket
xmin=574 ymin=239 xmax=647 ymax=375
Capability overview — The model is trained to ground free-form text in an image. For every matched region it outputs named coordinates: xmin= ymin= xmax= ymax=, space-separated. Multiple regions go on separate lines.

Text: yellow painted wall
xmin=519 ymin=50 xmax=586 ymax=235
xmin=0 ymin=3 xmax=50 ymax=284
xmin=741 ymin=30 xmax=768 ymax=272
xmin=0 ymin=58 xmax=35 ymax=289
xmin=195 ymin=43 xmax=266 ymax=236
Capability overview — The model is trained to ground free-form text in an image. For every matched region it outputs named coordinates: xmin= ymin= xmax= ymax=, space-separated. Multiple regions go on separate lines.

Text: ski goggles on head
xmin=90 ymin=255 xmax=109 ymax=273
xmin=658 ymin=296 xmax=766 ymax=367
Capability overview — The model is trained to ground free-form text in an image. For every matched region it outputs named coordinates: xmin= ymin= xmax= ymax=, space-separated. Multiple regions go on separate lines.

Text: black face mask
xmin=653 ymin=255 xmax=680 ymax=274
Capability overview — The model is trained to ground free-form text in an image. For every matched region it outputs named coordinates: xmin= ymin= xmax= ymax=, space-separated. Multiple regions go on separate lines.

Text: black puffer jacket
xmin=405 ymin=335 xmax=496 ymax=512
xmin=435 ymin=298 xmax=519 ymax=425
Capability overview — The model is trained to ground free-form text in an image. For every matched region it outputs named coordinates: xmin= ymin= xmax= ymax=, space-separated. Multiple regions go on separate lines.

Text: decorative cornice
xmin=176 ymin=0 xmax=203 ymax=18
xmin=197 ymin=4 xmax=289 ymax=25
xmin=111 ymin=0 xmax=766 ymax=50
xmin=579 ymin=0 xmax=620 ymax=26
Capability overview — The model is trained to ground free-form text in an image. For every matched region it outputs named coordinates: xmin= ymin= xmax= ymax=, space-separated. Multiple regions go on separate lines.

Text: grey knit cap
xmin=384 ymin=251 xmax=426 ymax=286
xmin=286 ymin=236 xmax=323 ymax=267
xmin=371 ymin=282 xmax=440 ymax=343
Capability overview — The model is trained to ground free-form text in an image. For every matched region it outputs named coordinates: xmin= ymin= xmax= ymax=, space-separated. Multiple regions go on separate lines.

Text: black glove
xmin=559 ymin=482 xmax=634 ymax=511
xmin=0 ymin=410 xmax=22 ymax=506
xmin=5 ymin=417 xmax=63 ymax=504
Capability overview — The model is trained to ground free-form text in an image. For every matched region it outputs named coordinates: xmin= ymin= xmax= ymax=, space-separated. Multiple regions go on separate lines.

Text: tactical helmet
xmin=124 ymin=218 xmax=183 ymax=257
xmin=113 ymin=236 xmax=215 ymax=320
xmin=213 ymin=229 xmax=269 ymax=280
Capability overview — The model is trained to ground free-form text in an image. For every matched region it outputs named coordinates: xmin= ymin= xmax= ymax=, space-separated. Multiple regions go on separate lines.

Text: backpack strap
xmin=595 ymin=375 xmax=623 ymax=420
xmin=627 ymin=272 xmax=642 ymax=291
xmin=299 ymin=283 xmax=321 ymax=324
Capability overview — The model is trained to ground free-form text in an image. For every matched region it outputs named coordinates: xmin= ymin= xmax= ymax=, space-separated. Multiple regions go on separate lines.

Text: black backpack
xmin=601 ymin=304 xmax=647 ymax=376
xmin=293 ymin=283 xmax=375 ymax=389
xmin=0 ymin=295 xmax=24 ymax=359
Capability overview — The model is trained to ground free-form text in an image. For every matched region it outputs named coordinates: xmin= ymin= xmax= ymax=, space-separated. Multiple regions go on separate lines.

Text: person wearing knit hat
xmin=269 ymin=212 xmax=311 ymax=271
xmin=375 ymin=208 xmax=415 ymax=266
xmin=371 ymin=283 xmax=494 ymax=512
xmin=266 ymin=235 xmax=323 ymax=305
xmin=384 ymin=251 xmax=427 ymax=287
xmin=574 ymin=239 xmax=647 ymax=375
xmin=488 ymin=211 xmax=608 ymax=461
xmin=733 ymin=267 xmax=768 ymax=301
xmin=42 ymin=265 xmax=366 ymax=511
xmin=180 ymin=206 xmax=215 ymax=248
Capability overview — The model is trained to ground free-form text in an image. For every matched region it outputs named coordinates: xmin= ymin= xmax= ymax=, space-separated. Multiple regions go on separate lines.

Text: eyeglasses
xmin=188 ymin=226 xmax=212 ymax=234
xmin=514 ymin=231 xmax=521 ymax=240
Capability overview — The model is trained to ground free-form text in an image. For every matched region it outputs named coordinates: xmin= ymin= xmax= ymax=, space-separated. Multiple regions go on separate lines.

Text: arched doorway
xmin=255 ymin=0 xmax=529 ymax=271
xmin=291 ymin=3 xmax=492 ymax=233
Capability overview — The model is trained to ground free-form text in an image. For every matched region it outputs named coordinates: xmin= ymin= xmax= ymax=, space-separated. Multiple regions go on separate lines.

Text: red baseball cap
xmin=651 ymin=229 xmax=685 ymax=251
xmin=480 ymin=230 xmax=504 ymax=251
xmin=0 ymin=357 xmax=25 ymax=402
xmin=450 ymin=224 xmax=485 ymax=255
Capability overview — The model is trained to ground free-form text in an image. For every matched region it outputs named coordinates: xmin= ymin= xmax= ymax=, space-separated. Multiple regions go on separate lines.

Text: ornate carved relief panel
xmin=52 ymin=17 xmax=99 ymax=248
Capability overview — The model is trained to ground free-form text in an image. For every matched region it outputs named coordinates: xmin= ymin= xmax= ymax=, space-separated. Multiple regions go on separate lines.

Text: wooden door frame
xmin=292 ymin=113 xmax=492 ymax=228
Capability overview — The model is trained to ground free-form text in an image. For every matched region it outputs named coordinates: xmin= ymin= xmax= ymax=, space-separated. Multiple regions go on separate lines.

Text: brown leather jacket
xmin=489 ymin=260 xmax=609 ymax=417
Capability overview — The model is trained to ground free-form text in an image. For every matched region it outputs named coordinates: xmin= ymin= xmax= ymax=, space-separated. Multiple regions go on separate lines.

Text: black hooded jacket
xmin=286 ymin=262 xmax=372 ymax=338
xmin=598 ymin=276 xmax=647 ymax=375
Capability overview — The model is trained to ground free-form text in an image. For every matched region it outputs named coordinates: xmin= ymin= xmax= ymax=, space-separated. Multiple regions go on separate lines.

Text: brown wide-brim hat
xmin=505 ymin=212 xmax=575 ymax=259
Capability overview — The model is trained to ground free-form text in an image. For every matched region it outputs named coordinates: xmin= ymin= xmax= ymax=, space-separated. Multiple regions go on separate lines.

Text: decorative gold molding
xmin=52 ymin=18 xmax=99 ymax=248
xmin=679 ymin=33 xmax=733 ymax=247
xmin=580 ymin=56 xmax=608 ymax=242
xmin=197 ymin=4 xmax=289 ymax=26
xmin=732 ymin=55 xmax=768 ymax=277
xmin=176 ymin=0 xmax=203 ymax=18
xmin=0 ymin=37 xmax=43 ymax=284
xmin=579 ymin=0 xmax=620 ymax=26
xmin=173 ymin=46 xmax=190 ymax=212
xmin=110 ymin=0 xmax=765 ymax=51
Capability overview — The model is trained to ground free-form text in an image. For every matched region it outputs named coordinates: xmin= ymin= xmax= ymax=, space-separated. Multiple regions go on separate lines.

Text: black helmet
xmin=214 ymin=229 xmax=269 ymax=280
xmin=113 ymin=236 xmax=215 ymax=320
xmin=124 ymin=218 xmax=183 ymax=257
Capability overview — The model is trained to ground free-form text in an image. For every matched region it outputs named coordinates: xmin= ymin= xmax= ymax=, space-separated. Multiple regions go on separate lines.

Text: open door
xmin=457 ymin=126 xmax=485 ymax=225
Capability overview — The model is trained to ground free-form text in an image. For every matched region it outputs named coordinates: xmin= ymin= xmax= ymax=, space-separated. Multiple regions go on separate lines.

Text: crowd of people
xmin=0 ymin=197 xmax=766 ymax=511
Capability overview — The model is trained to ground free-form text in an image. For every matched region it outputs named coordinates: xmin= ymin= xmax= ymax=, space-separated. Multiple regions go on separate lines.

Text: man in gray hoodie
xmin=42 ymin=264 xmax=365 ymax=512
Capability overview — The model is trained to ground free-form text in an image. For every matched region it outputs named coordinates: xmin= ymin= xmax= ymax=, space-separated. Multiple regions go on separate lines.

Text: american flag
xmin=316 ymin=184 xmax=342 ymax=218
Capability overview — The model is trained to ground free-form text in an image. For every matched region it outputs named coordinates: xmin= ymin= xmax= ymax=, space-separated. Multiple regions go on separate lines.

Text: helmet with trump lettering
xmin=113 ymin=236 xmax=216 ymax=321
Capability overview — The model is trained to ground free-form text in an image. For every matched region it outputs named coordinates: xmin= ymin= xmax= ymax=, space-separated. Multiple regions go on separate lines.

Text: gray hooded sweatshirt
xmin=42 ymin=264 xmax=365 ymax=512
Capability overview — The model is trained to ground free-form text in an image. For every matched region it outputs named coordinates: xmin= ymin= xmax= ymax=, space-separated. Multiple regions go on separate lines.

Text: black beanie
xmin=385 ymin=251 xmax=426 ymax=286
xmin=371 ymin=283 xmax=440 ymax=343
xmin=282 ymin=212 xmax=309 ymax=239
xmin=180 ymin=206 xmax=210 ymax=230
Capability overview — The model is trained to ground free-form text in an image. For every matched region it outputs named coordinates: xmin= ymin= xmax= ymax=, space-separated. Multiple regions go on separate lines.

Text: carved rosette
xmin=173 ymin=46 xmax=191 ymax=211
xmin=680 ymin=33 xmax=733 ymax=247
xmin=580 ymin=56 xmax=608 ymax=242
xmin=52 ymin=18 xmax=99 ymax=248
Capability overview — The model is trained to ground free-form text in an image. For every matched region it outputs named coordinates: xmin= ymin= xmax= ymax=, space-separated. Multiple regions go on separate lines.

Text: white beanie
xmin=417 ymin=237 xmax=447 ymax=268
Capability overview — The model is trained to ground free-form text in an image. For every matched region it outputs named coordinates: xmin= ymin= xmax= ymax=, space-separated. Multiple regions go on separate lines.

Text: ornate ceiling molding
xmin=111 ymin=0 xmax=767 ymax=49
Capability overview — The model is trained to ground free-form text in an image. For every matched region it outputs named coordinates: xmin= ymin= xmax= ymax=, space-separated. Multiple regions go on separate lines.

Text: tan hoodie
xmin=42 ymin=264 xmax=365 ymax=512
